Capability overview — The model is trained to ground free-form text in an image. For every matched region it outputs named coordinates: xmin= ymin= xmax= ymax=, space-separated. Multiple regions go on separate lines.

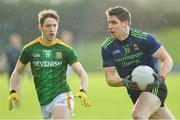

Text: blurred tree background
xmin=0 ymin=0 xmax=180 ymax=71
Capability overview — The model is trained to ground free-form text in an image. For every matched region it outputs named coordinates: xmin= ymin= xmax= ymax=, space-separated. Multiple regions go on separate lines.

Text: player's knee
xmin=132 ymin=110 xmax=148 ymax=119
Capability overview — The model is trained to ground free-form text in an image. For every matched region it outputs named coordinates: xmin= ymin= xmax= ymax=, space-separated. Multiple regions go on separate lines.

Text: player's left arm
xmin=71 ymin=62 xmax=91 ymax=107
xmin=71 ymin=62 xmax=88 ymax=91
xmin=153 ymin=46 xmax=173 ymax=79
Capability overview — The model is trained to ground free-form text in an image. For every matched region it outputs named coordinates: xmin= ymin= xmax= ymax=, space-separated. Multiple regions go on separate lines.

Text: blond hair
xmin=38 ymin=9 xmax=59 ymax=25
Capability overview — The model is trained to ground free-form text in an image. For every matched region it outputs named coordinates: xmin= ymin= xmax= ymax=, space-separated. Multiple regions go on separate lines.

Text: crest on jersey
xmin=133 ymin=43 xmax=139 ymax=50
xmin=56 ymin=52 xmax=62 ymax=60
xmin=123 ymin=45 xmax=131 ymax=54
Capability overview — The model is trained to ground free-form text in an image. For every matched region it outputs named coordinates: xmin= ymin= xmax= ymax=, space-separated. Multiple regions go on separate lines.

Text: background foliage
xmin=0 ymin=0 xmax=180 ymax=70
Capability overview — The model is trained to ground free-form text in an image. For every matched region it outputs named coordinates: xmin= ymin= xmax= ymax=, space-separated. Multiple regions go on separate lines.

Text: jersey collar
xmin=39 ymin=37 xmax=57 ymax=46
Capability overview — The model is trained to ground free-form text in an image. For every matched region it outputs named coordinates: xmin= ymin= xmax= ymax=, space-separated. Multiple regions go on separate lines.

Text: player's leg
xmin=150 ymin=104 xmax=175 ymax=119
xmin=149 ymin=82 xmax=174 ymax=119
xmin=41 ymin=92 xmax=74 ymax=120
xmin=51 ymin=92 xmax=74 ymax=119
xmin=41 ymin=105 xmax=52 ymax=120
xmin=132 ymin=92 xmax=161 ymax=119
xmin=52 ymin=106 xmax=70 ymax=119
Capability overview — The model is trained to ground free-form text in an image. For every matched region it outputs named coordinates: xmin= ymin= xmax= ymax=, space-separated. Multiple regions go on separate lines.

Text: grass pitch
xmin=0 ymin=72 xmax=179 ymax=119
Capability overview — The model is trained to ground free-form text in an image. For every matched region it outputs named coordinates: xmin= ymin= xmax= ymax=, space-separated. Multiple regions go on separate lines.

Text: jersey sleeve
xmin=101 ymin=47 xmax=115 ymax=67
xmin=65 ymin=48 xmax=78 ymax=65
xmin=19 ymin=46 xmax=30 ymax=64
xmin=145 ymin=34 xmax=161 ymax=55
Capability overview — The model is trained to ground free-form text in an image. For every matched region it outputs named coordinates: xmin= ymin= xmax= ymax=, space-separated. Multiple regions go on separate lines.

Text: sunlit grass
xmin=0 ymin=72 xmax=179 ymax=119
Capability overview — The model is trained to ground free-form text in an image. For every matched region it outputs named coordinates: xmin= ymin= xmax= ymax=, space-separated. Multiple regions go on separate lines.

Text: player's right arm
xmin=104 ymin=66 xmax=124 ymax=87
xmin=8 ymin=60 xmax=26 ymax=110
xmin=104 ymin=67 xmax=139 ymax=90
xmin=10 ymin=60 xmax=26 ymax=90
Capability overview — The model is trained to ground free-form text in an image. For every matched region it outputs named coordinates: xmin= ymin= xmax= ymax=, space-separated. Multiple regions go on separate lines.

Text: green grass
xmin=74 ymin=39 xmax=103 ymax=71
xmin=0 ymin=72 xmax=180 ymax=119
xmin=152 ymin=27 xmax=180 ymax=65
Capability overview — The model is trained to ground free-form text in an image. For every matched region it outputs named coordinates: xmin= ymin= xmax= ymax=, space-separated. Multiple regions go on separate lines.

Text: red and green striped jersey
xmin=19 ymin=37 xmax=78 ymax=105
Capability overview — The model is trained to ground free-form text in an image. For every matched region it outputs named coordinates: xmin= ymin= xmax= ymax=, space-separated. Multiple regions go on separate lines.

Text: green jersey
xmin=19 ymin=37 xmax=78 ymax=106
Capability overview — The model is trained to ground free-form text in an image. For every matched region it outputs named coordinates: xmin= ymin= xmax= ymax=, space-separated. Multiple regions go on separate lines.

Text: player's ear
xmin=38 ymin=24 xmax=42 ymax=31
xmin=122 ymin=21 xmax=129 ymax=28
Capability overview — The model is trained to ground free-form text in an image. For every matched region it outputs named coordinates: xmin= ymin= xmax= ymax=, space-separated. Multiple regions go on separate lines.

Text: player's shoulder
xmin=56 ymin=38 xmax=73 ymax=49
xmin=102 ymin=37 xmax=115 ymax=49
xmin=130 ymin=28 xmax=151 ymax=40
xmin=23 ymin=37 xmax=41 ymax=49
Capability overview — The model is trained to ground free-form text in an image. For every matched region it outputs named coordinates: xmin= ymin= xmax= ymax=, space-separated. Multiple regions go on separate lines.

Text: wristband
xmin=10 ymin=90 xmax=16 ymax=94
xmin=80 ymin=89 xmax=86 ymax=94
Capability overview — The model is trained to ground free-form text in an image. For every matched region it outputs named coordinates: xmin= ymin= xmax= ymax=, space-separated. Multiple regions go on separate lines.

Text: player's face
xmin=107 ymin=15 xmax=128 ymax=39
xmin=39 ymin=17 xmax=59 ymax=41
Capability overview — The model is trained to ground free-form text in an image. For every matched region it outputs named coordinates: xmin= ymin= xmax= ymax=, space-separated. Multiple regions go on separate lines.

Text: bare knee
xmin=52 ymin=106 xmax=70 ymax=119
xmin=132 ymin=110 xmax=148 ymax=120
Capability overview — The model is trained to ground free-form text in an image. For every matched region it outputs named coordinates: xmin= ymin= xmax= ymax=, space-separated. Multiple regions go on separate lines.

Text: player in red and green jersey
xmin=8 ymin=9 xmax=90 ymax=119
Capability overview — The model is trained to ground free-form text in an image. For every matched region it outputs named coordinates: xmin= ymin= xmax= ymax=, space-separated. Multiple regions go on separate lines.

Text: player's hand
xmin=145 ymin=73 xmax=164 ymax=91
xmin=122 ymin=75 xmax=140 ymax=90
xmin=8 ymin=90 xmax=20 ymax=111
xmin=76 ymin=89 xmax=91 ymax=107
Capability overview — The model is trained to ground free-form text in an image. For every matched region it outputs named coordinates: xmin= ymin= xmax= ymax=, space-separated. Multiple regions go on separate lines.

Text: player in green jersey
xmin=8 ymin=9 xmax=90 ymax=119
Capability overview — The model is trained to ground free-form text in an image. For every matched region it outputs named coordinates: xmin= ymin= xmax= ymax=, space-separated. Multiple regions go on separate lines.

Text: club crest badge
xmin=56 ymin=52 xmax=62 ymax=60
xmin=133 ymin=43 xmax=139 ymax=50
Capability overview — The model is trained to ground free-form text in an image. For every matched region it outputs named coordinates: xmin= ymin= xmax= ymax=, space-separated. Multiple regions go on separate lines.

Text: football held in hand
xmin=131 ymin=65 xmax=155 ymax=90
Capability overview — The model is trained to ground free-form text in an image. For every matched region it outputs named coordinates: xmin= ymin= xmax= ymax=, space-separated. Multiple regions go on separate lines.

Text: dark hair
xmin=105 ymin=6 xmax=131 ymax=26
xmin=38 ymin=9 xmax=59 ymax=25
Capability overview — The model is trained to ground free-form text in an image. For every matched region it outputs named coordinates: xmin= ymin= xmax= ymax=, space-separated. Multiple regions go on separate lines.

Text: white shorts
xmin=41 ymin=92 xmax=74 ymax=120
